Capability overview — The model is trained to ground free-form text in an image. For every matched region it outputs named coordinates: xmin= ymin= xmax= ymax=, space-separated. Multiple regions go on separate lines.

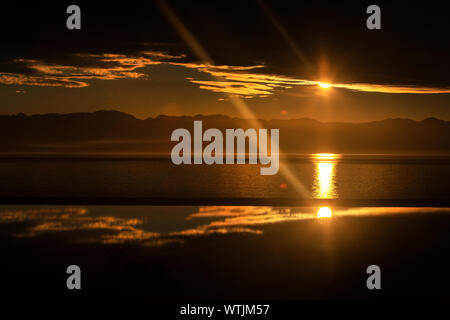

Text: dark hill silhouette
xmin=0 ymin=110 xmax=449 ymax=154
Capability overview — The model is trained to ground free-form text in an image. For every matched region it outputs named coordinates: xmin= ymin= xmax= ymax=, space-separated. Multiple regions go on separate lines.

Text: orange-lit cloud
xmin=0 ymin=51 xmax=185 ymax=88
xmin=0 ymin=73 xmax=90 ymax=88
xmin=330 ymin=83 xmax=450 ymax=94
xmin=2 ymin=51 xmax=449 ymax=96
xmin=172 ymin=62 xmax=450 ymax=97
xmin=178 ymin=63 xmax=316 ymax=97
xmin=188 ymin=79 xmax=274 ymax=97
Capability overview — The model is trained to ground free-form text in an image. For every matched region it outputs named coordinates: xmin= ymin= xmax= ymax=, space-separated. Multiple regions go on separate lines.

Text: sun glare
xmin=312 ymin=153 xmax=339 ymax=161
xmin=317 ymin=207 xmax=332 ymax=219
xmin=319 ymin=82 xmax=331 ymax=89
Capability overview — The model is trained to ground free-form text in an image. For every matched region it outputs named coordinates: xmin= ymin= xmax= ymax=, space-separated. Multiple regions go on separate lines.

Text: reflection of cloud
xmin=334 ymin=207 xmax=450 ymax=217
xmin=179 ymin=206 xmax=315 ymax=236
xmin=3 ymin=206 xmax=450 ymax=246
xmin=177 ymin=206 xmax=450 ymax=236
xmin=187 ymin=206 xmax=272 ymax=219
xmin=0 ymin=207 xmax=87 ymax=222
xmin=0 ymin=206 xmax=303 ymax=244
xmin=0 ymin=207 xmax=159 ymax=244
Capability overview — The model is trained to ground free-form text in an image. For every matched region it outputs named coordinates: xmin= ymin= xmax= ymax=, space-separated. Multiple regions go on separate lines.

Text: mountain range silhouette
xmin=1 ymin=110 xmax=449 ymax=154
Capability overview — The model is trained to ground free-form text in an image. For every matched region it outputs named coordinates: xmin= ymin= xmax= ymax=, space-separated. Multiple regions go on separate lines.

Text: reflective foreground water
xmin=1 ymin=154 xmax=450 ymax=200
xmin=1 ymin=205 xmax=450 ymax=299
xmin=2 ymin=205 xmax=450 ymax=245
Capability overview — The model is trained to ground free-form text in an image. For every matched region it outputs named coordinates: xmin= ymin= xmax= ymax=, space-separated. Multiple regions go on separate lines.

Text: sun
xmin=319 ymin=82 xmax=331 ymax=89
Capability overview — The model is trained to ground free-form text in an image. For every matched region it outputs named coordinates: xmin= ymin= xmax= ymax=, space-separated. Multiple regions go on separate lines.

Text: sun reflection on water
xmin=312 ymin=153 xmax=339 ymax=199
xmin=317 ymin=207 xmax=332 ymax=219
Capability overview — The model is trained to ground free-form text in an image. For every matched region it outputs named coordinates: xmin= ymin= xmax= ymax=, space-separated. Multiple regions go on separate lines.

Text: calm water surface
xmin=2 ymin=205 xmax=450 ymax=299
xmin=2 ymin=154 xmax=450 ymax=299
xmin=0 ymin=154 xmax=449 ymax=199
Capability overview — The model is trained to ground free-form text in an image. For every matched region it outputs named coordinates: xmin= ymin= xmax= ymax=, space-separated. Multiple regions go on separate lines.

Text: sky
xmin=0 ymin=1 xmax=449 ymax=122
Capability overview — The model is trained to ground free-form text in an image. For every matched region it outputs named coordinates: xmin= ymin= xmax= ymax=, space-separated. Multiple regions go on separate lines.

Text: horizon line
xmin=1 ymin=109 xmax=448 ymax=124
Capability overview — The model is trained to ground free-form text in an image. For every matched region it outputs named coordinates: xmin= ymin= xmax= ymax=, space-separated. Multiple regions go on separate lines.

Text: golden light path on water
xmin=311 ymin=153 xmax=339 ymax=219
xmin=312 ymin=153 xmax=339 ymax=199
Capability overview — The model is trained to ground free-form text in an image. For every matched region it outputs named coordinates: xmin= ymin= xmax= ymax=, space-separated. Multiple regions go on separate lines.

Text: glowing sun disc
xmin=319 ymin=82 xmax=331 ymax=89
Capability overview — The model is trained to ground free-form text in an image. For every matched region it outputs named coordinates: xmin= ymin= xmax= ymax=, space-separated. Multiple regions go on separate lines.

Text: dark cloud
xmin=1 ymin=1 xmax=448 ymax=88
xmin=0 ymin=0 xmax=449 ymax=121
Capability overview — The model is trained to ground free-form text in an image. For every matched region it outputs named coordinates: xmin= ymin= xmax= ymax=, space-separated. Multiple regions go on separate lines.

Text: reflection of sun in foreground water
xmin=312 ymin=153 xmax=338 ymax=199
xmin=317 ymin=207 xmax=332 ymax=218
